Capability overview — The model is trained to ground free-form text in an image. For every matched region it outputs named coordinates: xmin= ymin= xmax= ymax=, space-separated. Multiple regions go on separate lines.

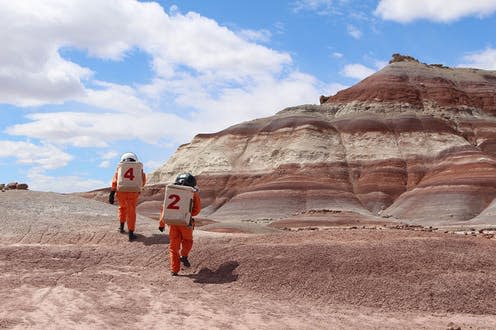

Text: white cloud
xmin=27 ymin=169 xmax=106 ymax=193
xmin=347 ymin=24 xmax=362 ymax=39
xmin=238 ymin=29 xmax=272 ymax=43
xmin=0 ymin=0 xmax=335 ymax=192
xmin=374 ymin=60 xmax=389 ymax=70
xmin=146 ymin=11 xmax=292 ymax=81
xmin=341 ymin=63 xmax=376 ymax=80
xmin=332 ymin=52 xmax=344 ymax=58
xmin=6 ymin=111 xmax=195 ymax=147
xmin=99 ymin=150 xmax=118 ymax=168
xmin=0 ymin=141 xmax=72 ymax=169
xmin=101 ymin=150 xmax=118 ymax=160
xmin=169 ymin=71 xmax=323 ymax=127
xmin=81 ymin=81 xmax=152 ymax=114
xmin=292 ymin=0 xmax=370 ymax=19
xmin=0 ymin=0 xmax=285 ymax=107
xmin=99 ymin=160 xmax=112 ymax=168
xmin=1 ymin=0 xmax=313 ymax=145
xmin=145 ymin=159 xmax=168 ymax=172
xmin=375 ymin=0 xmax=496 ymax=23
xmin=293 ymin=0 xmax=334 ymax=14
xmin=0 ymin=0 xmax=156 ymax=106
xmin=459 ymin=48 xmax=496 ymax=70
xmin=325 ymin=82 xmax=349 ymax=96
xmin=0 ymin=51 xmax=92 ymax=106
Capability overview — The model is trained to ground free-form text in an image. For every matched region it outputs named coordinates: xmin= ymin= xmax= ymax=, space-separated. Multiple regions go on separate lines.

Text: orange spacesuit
xmin=109 ymin=152 xmax=146 ymax=241
xmin=159 ymin=173 xmax=201 ymax=276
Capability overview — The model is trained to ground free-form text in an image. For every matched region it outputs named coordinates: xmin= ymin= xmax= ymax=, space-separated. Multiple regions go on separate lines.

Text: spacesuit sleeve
xmin=159 ymin=206 xmax=165 ymax=228
xmin=111 ymin=170 xmax=118 ymax=191
xmin=191 ymin=192 xmax=201 ymax=216
xmin=142 ymin=171 xmax=147 ymax=187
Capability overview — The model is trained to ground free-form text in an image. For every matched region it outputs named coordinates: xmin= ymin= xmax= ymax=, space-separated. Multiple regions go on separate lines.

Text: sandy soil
xmin=1 ymin=190 xmax=496 ymax=329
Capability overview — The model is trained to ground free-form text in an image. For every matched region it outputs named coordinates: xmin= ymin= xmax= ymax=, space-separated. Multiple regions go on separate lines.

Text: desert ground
xmin=2 ymin=190 xmax=496 ymax=329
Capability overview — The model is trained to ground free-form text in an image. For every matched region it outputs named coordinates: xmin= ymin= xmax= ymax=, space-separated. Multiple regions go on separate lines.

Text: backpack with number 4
xmin=163 ymin=184 xmax=195 ymax=226
xmin=116 ymin=162 xmax=143 ymax=192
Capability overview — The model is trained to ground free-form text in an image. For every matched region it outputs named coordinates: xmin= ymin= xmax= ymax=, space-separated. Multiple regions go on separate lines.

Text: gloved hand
xmin=158 ymin=226 xmax=164 ymax=232
xmin=109 ymin=191 xmax=115 ymax=204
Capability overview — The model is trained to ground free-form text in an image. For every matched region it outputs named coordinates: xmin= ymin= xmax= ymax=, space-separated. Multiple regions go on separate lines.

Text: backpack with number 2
xmin=163 ymin=184 xmax=195 ymax=226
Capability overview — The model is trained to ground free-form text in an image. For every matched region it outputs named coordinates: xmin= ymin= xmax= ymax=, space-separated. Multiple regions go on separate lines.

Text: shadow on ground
xmin=186 ymin=261 xmax=239 ymax=284
xmin=136 ymin=233 xmax=169 ymax=245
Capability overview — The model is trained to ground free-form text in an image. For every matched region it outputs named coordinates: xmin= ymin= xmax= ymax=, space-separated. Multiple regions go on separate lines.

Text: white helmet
xmin=120 ymin=152 xmax=138 ymax=162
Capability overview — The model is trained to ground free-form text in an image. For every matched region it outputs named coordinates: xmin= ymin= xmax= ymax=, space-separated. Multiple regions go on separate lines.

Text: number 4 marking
xmin=124 ymin=168 xmax=135 ymax=180
xmin=167 ymin=194 xmax=181 ymax=209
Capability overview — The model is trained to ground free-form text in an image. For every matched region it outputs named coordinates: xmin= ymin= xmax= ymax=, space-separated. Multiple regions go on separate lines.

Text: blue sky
xmin=1 ymin=0 xmax=496 ymax=192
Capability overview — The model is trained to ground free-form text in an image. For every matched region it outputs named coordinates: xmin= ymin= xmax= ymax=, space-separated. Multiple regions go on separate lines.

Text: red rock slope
xmin=146 ymin=54 xmax=496 ymax=227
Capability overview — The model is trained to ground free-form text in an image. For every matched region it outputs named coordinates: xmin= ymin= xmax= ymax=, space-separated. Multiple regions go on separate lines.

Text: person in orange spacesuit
xmin=159 ymin=173 xmax=201 ymax=276
xmin=109 ymin=152 xmax=147 ymax=241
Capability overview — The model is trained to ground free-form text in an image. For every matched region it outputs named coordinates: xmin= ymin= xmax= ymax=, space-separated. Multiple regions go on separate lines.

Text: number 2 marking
xmin=167 ymin=194 xmax=181 ymax=209
xmin=124 ymin=168 xmax=135 ymax=180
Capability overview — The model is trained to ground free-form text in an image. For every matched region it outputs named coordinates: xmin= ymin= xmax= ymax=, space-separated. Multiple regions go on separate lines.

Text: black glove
xmin=109 ymin=191 xmax=115 ymax=204
xmin=158 ymin=226 xmax=164 ymax=232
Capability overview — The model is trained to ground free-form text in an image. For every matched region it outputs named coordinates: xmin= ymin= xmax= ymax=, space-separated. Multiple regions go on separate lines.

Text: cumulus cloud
xmin=0 ymin=51 xmax=92 ymax=107
xmin=0 ymin=0 xmax=333 ymax=192
xmin=6 ymin=111 xmax=196 ymax=147
xmin=192 ymin=71 xmax=322 ymax=125
xmin=375 ymin=0 xmax=496 ymax=23
xmin=0 ymin=0 xmax=152 ymax=105
xmin=341 ymin=63 xmax=376 ymax=80
xmin=459 ymin=48 xmax=496 ymax=70
xmin=145 ymin=11 xmax=291 ymax=81
xmin=1 ymin=0 xmax=317 ymax=145
xmin=0 ymin=0 xmax=294 ymax=107
xmin=0 ymin=141 xmax=72 ymax=169
xmin=80 ymin=81 xmax=153 ymax=114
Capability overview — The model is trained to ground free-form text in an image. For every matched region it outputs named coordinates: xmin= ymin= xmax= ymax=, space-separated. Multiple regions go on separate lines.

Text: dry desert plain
xmin=2 ymin=190 xmax=496 ymax=329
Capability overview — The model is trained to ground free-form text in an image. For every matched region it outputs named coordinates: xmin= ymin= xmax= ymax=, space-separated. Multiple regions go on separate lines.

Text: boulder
xmin=16 ymin=183 xmax=29 ymax=190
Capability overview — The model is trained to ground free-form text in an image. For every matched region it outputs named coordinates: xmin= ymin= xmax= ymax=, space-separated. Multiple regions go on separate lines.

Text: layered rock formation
xmin=146 ymin=54 xmax=496 ymax=227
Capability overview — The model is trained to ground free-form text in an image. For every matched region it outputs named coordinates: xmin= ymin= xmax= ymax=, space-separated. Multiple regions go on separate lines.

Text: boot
xmin=128 ymin=231 xmax=137 ymax=241
xmin=119 ymin=223 xmax=125 ymax=233
xmin=180 ymin=256 xmax=191 ymax=267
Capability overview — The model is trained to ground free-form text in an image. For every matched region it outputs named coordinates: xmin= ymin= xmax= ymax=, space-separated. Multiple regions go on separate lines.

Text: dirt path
xmin=1 ymin=191 xmax=496 ymax=329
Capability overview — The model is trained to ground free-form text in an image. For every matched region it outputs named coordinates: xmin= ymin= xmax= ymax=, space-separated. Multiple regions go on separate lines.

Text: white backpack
xmin=116 ymin=162 xmax=143 ymax=192
xmin=162 ymin=184 xmax=195 ymax=226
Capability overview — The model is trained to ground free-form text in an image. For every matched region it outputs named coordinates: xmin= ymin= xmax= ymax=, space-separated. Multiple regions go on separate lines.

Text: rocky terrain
xmin=2 ymin=190 xmax=496 ymax=329
xmin=112 ymin=54 xmax=496 ymax=234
